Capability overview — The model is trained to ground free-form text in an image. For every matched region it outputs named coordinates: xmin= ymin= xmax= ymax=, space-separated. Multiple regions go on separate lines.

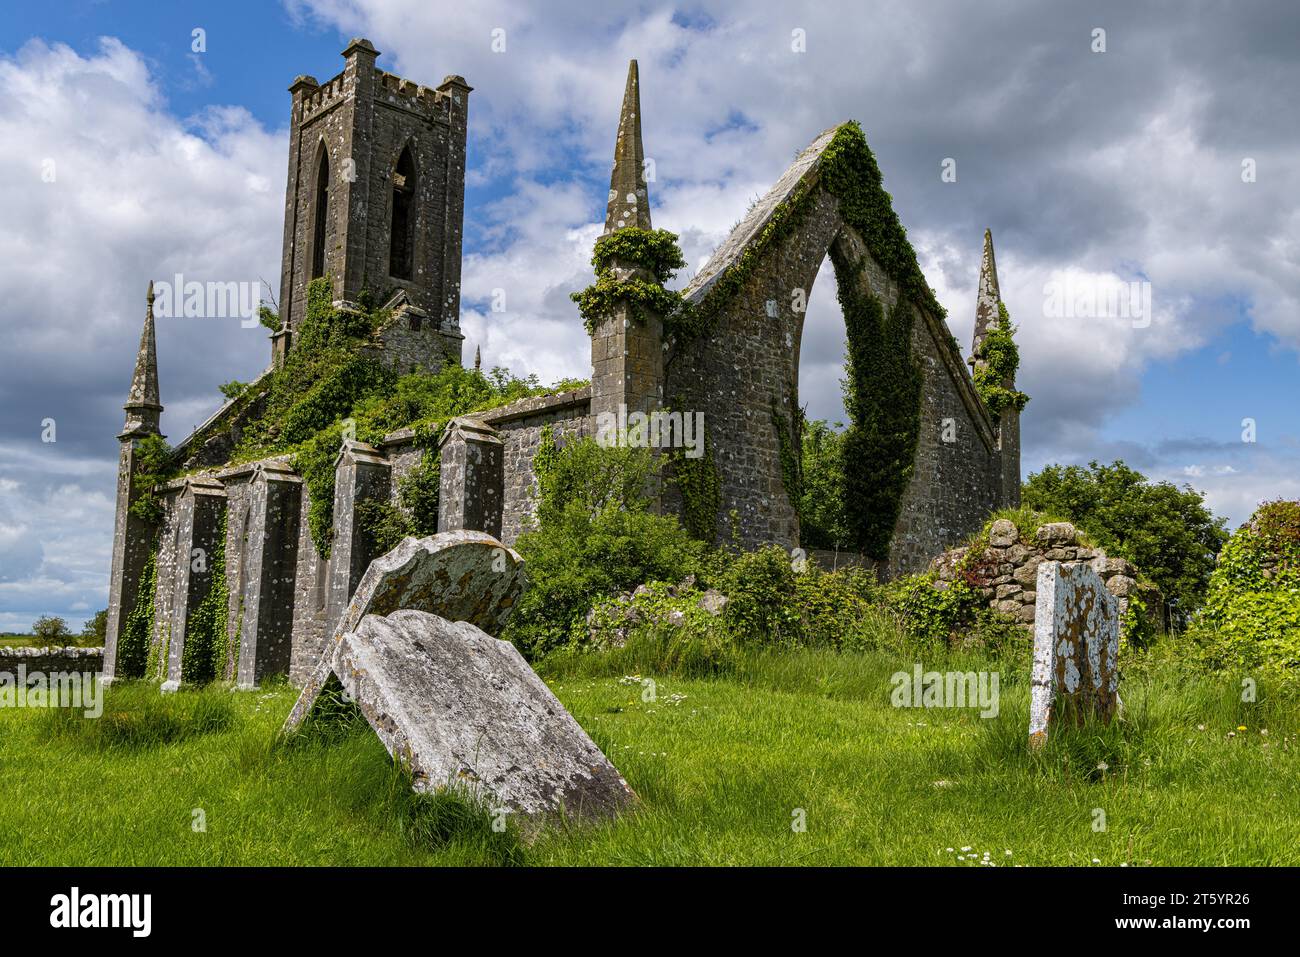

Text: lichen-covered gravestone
xmin=283 ymin=531 xmax=637 ymax=827
xmin=1028 ymin=560 xmax=1121 ymax=748
xmin=284 ymin=530 xmax=526 ymax=731
xmin=315 ymin=609 xmax=636 ymax=824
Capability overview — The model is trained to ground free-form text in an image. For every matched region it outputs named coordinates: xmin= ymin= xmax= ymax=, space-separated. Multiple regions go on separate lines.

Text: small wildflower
xmin=1237 ymin=725 xmax=1247 ymax=732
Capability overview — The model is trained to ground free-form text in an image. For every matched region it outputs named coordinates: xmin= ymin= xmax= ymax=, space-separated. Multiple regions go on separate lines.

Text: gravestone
xmin=313 ymin=608 xmax=636 ymax=824
xmin=284 ymin=530 xmax=526 ymax=732
xmin=1028 ymin=560 xmax=1121 ymax=748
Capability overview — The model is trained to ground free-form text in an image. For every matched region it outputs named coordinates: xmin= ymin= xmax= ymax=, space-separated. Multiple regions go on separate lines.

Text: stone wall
xmin=480 ymin=387 xmax=592 ymax=546
xmin=0 ymin=646 xmax=102 ymax=680
xmin=668 ymin=127 xmax=1007 ymax=572
xmin=930 ymin=519 xmax=1160 ymax=627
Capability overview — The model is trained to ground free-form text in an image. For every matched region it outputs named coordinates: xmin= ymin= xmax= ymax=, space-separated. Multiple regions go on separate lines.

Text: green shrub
xmin=1191 ymin=500 xmax=1300 ymax=677
xmin=1023 ymin=460 xmax=1228 ymax=620
xmin=505 ymin=438 xmax=708 ymax=660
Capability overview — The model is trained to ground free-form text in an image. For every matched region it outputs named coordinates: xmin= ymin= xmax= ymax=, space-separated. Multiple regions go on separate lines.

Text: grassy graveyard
xmin=2 ymin=638 xmax=1297 ymax=867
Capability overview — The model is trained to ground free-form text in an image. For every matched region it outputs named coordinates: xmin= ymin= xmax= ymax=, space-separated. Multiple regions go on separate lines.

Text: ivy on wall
xmin=180 ymin=512 xmax=230 ymax=684
xmin=674 ymin=442 xmax=722 ymax=542
xmin=129 ymin=435 xmax=174 ymax=524
xmin=675 ymin=121 xmax=950 ymax=346
xmin=771 ymin=403 xmax=804 ymax=524
xmin=116 ymin=544 xmax=158 ymax=679
xmin=571 ymin=227 xmax=688 ymax=334
xmin=835 ymin=249 xmax=923 ymax=560
xmin=973 ymin=302 xmax=1029 ymax=422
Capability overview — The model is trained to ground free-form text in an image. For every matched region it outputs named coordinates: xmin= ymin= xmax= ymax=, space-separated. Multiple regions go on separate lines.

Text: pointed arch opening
xmin=389 ymin=144 xmax=416 ymax=280
xmin=310 ymin=144 xmax=329 ymax=280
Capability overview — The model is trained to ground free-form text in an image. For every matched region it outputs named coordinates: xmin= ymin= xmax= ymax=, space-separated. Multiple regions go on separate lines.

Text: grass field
xmin=1 ymin=644 xmax=1297 ymax=866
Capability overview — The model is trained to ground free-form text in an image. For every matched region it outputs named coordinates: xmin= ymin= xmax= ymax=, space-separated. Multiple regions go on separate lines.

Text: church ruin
xmin=103 ymin=40 xmax=1023 ymax=687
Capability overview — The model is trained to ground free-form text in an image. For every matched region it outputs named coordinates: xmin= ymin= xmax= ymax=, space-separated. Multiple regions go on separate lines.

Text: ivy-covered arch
xmin=664 ymin=122 xmax=1009 ymax=573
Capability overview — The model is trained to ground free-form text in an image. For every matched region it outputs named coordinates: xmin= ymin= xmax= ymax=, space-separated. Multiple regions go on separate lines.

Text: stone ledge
xmin=478 ymin=387 xmax=592 ymax=426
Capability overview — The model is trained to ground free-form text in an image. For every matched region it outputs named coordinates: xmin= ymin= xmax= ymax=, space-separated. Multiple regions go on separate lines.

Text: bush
xmin=504 ymin=437 xmax=709 ymax=660
xmin=1190 ymin=500 xmax=1300 ymax=677
xmin=1023 ymin=460 xmax=1228 ymax=621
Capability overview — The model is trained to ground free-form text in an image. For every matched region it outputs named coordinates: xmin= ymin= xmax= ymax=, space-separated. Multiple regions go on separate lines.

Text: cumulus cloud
xmin=4 ymin=2 xmax=1300 ymax=625
xmin=0 ymin=37 xmax=285 ymax=627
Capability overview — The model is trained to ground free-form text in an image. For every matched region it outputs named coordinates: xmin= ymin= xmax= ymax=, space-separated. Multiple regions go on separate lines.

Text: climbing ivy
xmin=572 ymin=227 xmax=690 ymax=335
xmin=674 ymin=443 xmax=722 ymax=542
xmin=771 ymin=403 xmax=803 ymax=523
xmin=590 ymin=227 xmax=687 ymax=283
xmin=973 ymin=302 xmax=1029 ymax=422
xmin=180 ymin=513 xmax=230 ymax=685
xmin=674 ymin=121 xmax=950 ymax=345
xmin=128 ymin=434 xmax=173 ymax=524
xmin=117 ymin=544 xmax=158 ymax=679
xmin=835 ymin=249 xmax=923 ymax=560
xmin=572 ymin=272 xmax=684 ymax=334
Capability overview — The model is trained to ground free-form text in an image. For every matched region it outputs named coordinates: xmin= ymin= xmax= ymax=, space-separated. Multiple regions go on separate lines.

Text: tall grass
xmin=1 ymin=641 xmax=1297 ymax=866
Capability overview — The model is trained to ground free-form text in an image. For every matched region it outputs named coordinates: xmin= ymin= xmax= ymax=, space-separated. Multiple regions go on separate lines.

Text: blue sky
xmin=1 ymin=0 xmax=1297 ymax=630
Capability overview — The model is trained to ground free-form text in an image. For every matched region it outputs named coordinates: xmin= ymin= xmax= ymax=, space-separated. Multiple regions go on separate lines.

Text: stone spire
xmin=474 ymin=344 xmax=481 ymax=371
xmin=969 ymin=229 xmax=1001 ymax=372
xmin=603 ymin=60 xmax=651 ymax=235
xmin=122 ymin=280 xmax=163 ymax=436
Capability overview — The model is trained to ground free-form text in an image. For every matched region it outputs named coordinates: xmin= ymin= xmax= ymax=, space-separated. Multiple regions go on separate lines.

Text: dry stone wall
xmin=930 ymin=518 xmax=1159 ymax=627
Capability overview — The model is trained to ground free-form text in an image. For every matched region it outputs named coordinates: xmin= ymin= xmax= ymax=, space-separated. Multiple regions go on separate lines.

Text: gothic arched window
xmin=311 ymin=145 xmax=329 ymax=280
xmin=389 ymin=145 xmax=416 ymax=280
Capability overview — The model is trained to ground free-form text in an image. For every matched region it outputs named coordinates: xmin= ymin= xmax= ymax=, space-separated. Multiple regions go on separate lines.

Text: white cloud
xmin=0 ymin=38 xmax=285 ymax=625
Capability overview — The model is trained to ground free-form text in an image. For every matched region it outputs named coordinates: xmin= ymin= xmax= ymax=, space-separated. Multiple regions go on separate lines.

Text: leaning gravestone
xmin=283 ymin=531 xmax=637 ymax=826
xmin=284 ymin=530 xmax=526 ymax=732
xmin=313 ymin=608 xmax=636 ymax=824
xmin=1028 ymin=560 xmax=1121 ymax=749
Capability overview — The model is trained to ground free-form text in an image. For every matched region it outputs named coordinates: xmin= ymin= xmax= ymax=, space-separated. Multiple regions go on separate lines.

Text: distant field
xmin=1 ymin=644 xmax=1296 ymax=866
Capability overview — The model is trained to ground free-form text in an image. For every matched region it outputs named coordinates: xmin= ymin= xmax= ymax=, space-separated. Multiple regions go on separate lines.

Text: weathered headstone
xmin=312 ymin=608 xmax=637 ymax=824
xmin=1029 ymin=560 xmax=1121 ymax=748
xmin=284 ymin=530 xmax=526 ymax=732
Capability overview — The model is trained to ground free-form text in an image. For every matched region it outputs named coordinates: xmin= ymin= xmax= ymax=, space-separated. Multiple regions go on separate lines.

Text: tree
xmin=1023 ymin=460 xmax=1228 ymax=622
xmin=32 ymin=615 xmax=72 ymax=644
xmin=79 ymin=609 xmax=108 ymax=646
xmin=798 ymin=419 xmax=851 ymax=550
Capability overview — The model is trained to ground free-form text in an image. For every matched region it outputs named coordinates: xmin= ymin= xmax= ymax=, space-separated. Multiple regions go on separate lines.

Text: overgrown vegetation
xmin=504 ymin=438 xmax=710 ymax=660
xmin=180 ymin=513 xmax=230 ymax=684
xmin=183 ymin=276 xmax=568 ymax=556
xmin=835 ymin=251 xmax=923 ymax=560
xmin=1023 ymin=460 xmax=1228 ymax=621
xmin=798 ymin=419 xmax=850 ymax=550
xmin=1192 ymin=499 xmax=1300 ymax=678
xmin=7 ymin=641 xmax=1299 ymax=866
xmin=128 ymin=434 xmax=173 ymax=524
xmin=972 ymin=302 xmax=1029 ymax=422
xmin=571 ymin=227 xmax=688 ymax=334
xmin=115 ymin=546 xmax=157 ymax=679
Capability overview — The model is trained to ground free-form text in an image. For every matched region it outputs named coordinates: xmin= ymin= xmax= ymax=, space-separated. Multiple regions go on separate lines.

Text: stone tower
xmin=589 ymin=60 xmax=663 ymax=424
xmin=969 ymin=229 xmax=1021 ymax=506
xmin=103 ymin=282 xmax=164 ymax=680
xmin=274 ymin=38 xmax=471 ymax=368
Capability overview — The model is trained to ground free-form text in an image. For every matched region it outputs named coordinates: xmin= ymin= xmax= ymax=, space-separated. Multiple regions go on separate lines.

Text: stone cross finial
xmin=603 ymin=59 xmax=651 ymax=235
xmin=969 ymin=229 xmax=1000 ymax=370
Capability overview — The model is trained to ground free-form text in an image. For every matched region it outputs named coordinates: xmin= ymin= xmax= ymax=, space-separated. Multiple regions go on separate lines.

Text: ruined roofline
xmin=681 ymin=121 xmax=999 ymax=448
xmin=166 ymin=363 xmax=275 ymax=464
